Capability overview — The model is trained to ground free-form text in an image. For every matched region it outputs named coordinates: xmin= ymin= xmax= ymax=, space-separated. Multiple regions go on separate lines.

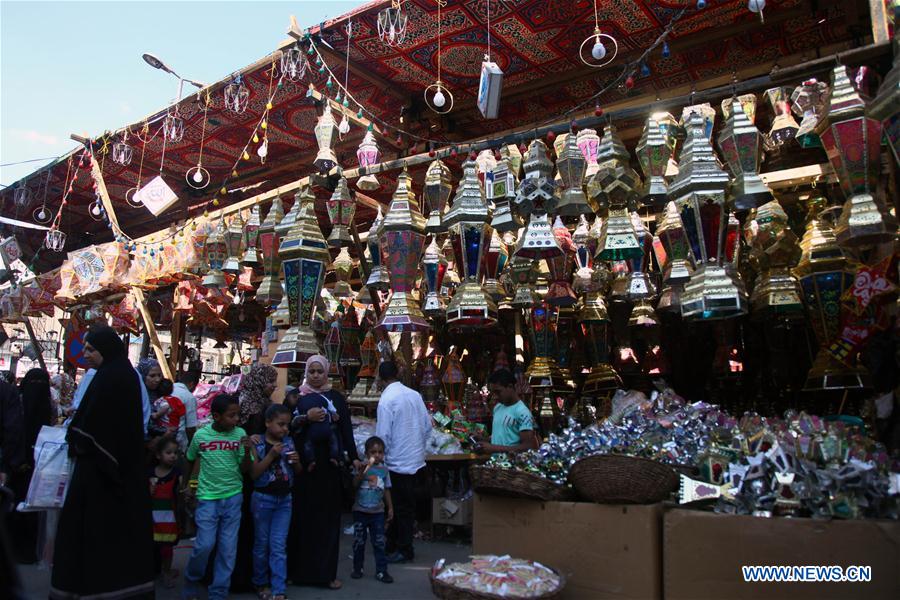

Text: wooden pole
xmin=132 ymin=287 xmax=174 ymax=381
xmin=23 ymin=318 xmax=48 ymax=371
xmin=869 ymin=0 xmax=891 ymax=44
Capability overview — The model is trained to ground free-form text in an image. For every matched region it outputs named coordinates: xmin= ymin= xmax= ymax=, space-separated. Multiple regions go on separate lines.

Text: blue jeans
xmin=251 ymin=491 xmax=292 ymax=595
xmin=353 ymin=511 xmax=387 ymax=574
xmin=183 ymin=493 xmax=242 ymax=600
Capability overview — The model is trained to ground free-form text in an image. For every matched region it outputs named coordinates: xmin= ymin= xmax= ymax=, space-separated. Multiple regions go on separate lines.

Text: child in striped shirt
xmin=149 ymin=435 xmax=182 ymax=588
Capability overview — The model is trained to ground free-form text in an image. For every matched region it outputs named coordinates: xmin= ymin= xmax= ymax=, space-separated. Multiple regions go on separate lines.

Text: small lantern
xmin=241 ymin=204 xmax=262 ymax=267
xmin=717 ymin=96 xmax=772 ymax=210
xmin=365 ymin=206 xmax=391 ymax=291
xmin=474 ymin=150 xmax=497 ymax=186
xmin=482 ymin=229 xmax=509 ymax=304
xmin=441 ymin=349 xmax=466 ymax=413
xmin=356 ymin=129 xmax=381 ymax=191
xmin=222 ymin=211 xmax=245 ymax=275
xmin=256 ymin=198 xmax=285 ymax=307
xmin=422 ymin=237 xmax=448 ymax=318
xmin=314 ymin=102 xmax=339 ymax=173
xmin=513 ymin=140 xmax=561 ymax=259
xmin=579 ymin=290 xmax=621 ymax=396
xmin=763 ymin=87 xmax=799 ymax=147
xmin=588 ymin=123 xmax=639 ymax=215
xmin=791 ymin=79 xmax=829 ymax=148
xmin=636 ymin=116 xmax=673 ymax=213
xmin=546 ymin=217 xmax=578 ymax=307
xmin=324 ymin=319 xmax=344 ymax=382
xmin=655 ymin=201 xmax=694 ymax=313
xmin=201 ymin=218 xmax=228 ymax=288
xmin=576 ymin=128 xmax=601 ymax=177
xmin=423 ymin=158 xmax=453 ymax=233
xmin=625 ymin=212 xmax=657 ymax=305
xmin=326 ymin=177 xmax=356 ymax=247
xmin=331 ymin=247 xmax=355 ymax=299
xmin=276 ymin=190 xmax=303 ymax=240
xmin=420 ymin=354 xmax=441 ymax=411
xmin=340 ymin=306 xmax=362 ymax=390
xmin=526 ymin=302 xmax=563 ymax=390
xmin=817 ymin=65 xmax=897 ymax=246
xmin=746 ymin=200 xmax=803 ymax=316
xmin=555 ymin=133 xmax=591 ymax=216
xmin=680 ymin=103 xmax=717 ymax=141
xmin=272 ymin=288 xmax=291 ymax=328
xmin=358 ymin=329 xmax=378 ymax=378
xmin=487 ymin=158 xmax=522 ymax=232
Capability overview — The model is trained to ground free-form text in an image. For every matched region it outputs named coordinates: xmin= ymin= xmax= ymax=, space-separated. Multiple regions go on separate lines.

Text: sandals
xmin=256 ymin=587 xmax=272 ymax=600
xmin=328 ymin=579 xmax=343 ymax=590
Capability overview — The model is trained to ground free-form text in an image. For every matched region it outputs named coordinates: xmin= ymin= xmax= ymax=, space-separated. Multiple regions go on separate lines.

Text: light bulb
xmin=192 ymin=169 xmax=204 ymax=183
xmin=433 ymin=89 xmax=446 ymax=108
xmin=257 ymin=140 xmax=268 ymax=158
xmin=748 ymin=0 xmax=765 ymax=13
xmin=38 ymin=208 xmax=48 ymax=220
xmin=91 ymin=203 xmax=101 ymax=216
xmin=591 ymin=39 xmax=606 ymax=61
xmin=338 ymin=116 xmax=351 ymax=135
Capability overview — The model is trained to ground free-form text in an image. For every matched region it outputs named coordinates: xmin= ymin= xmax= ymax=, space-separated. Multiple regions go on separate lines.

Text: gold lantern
xmin=422 ymin=236 xmax=448 ymax=318
xmin=222 ymin=211 xmax=245 ymax=275
xmin=655 ymin=201 xmax=694 ymax=313
xmin=423 ymin=158 xmax=453 ymax=233
xmin=256 ymin=198 xmax=285 ymax=307
xmin=555 ymin=132 xmax=591 ymax=216
xmin=717 ymin=96 xmax=772 ymax=210
xmin=241 ymin=204 xmax=262 ymax=267
xmin=487 ymin=157 xmax=523 ymax=232
xmin=636 ymin=116 xmax=673 ymax=213
xmin=201 ymin=217 xmax=228 ymax=289
xmin=326 ymin=177 xmax=356 ymax=248
xmin=314 ymin=102 xmax=339 ymax=173
xmin=513 ymin=140 xmax=562 ymax=259
xmin=365 ymin=206 xmax=391 ymax=291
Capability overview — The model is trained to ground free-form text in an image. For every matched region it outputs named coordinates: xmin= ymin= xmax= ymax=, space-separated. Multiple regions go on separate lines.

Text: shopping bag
xmin=18 ymin=426 xmax=73 ymax=512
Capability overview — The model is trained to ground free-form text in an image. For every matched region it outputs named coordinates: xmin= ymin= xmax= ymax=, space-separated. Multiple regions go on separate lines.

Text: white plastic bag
xmin=18 ymin=426 xmax=72 ymax=512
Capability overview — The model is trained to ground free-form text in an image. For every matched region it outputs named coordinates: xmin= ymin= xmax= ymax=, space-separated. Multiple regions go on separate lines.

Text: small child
xmin=249 ymin=404 xmax=302 ymax=600
xmin=183 ymin=393 xmax=253 ymax=600
xmin=150 ymin=379 xmax=185 ymax=439
xmin=351 ymin=436 xmax=394 ymax=584
xmin=150 ymin=435 xmax=182 ymax=588
xmin=296 ymin=392 xmax=341 ymax=471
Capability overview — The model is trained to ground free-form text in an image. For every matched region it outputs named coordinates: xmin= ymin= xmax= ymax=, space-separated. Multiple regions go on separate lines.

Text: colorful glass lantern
xmin=420 ymin=354 xmax=441 ymax=411
xmin=272 ymin=185 xmax=330 ymax=367
xmin=256 ymin=197 xmax=285 ymax=307
xmin=331 ymin=247 xmax=355 ymax=299
xmin=482 ymin=229 xmax=510 ymax=304
xmin=556 ymin=132 xmax=591 ymax=216
xmin=314 ymin=102 xmax=339 ymax=173
xmin=376 ymin=168 xmax=429 ymax=332
xmin=636 ymin=116 xmax=673 ymax=213
xmin=356 ymin=129 xmax=381 ymax=191
xmin=445 ymin=157 xmax=497 ymax=327
xmin=513 ymin=140 xmax=561 ymax=259
xmin=764 ymin=87 xmax=800 ymax=147
xmin=323 ymin=319 xmax=344 ymax=382
xmin=792 ymin=198 xmax=867 ymax=390
xmin=487 ymin=158 xmax=522 ymax=232
xmin=508 ymin=257 xmax=539 ymax=308
xmin=589 ymin=123 xmax=639 ymax=215
xmin=365 ymin=206 xmax=391 ymax=291
xmin=441 ymin=349 xmax=466 ymax=413
xmin=745 ymin=200 xmax=803 ymax=316
xmin=869 ymin=34 xmax=900 ymax=165
xmin=357 ymin=329 xmax=378 ymax=378
xmin=625 ymin=212 xmax=656 ymax=302
xmin=240 ymin=204 xmax=262 ymax=267
xmin=576 ymin=128 xmax=601 ymax=177
xmin=545 ymin=217 xmax=577 ymax=307
xmin=501 ymin=143 xmax=523 ymax=178
xmin=422 ymin=236 xmax=448 ymax=318
xmin=222 ymin=211 xmax=245 ymax=275
xmin=572 ymin=215 xmax=593 ymax=292
xmin=718 ymin=97 xmax=772 ymax=210
xmin=201 ymin=218 xmax=228 ymax=288
xmin=326 ymin=177 xmax=356 ymax=247
xmin=655 ymin=201 xmax=694 ymax=313
xmin=423 ymin=158 xmax=453 ymax=233
xmin=526 ymin=302 xmax=562 ymax=389
xmin=340 ymin=306 xmax=362 ymax=390
xmin=817 ymin=65 xmax=897 ymax=247
xmin=791 ymin=79 xmax=829 ymax=148
xmin=671 ymin=114 xmax=747 ymax=320
xmin=680 ymin=103 xmax=716 ymax=141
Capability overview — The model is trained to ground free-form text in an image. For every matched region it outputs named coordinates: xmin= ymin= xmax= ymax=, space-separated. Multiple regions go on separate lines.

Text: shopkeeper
xmin=476 ymin=369 xmax=539 ymax=455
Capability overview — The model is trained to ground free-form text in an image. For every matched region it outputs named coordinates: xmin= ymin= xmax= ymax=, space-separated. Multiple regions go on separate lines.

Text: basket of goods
xmin=430 ymin=555 xmax=566 ymax=600
xmin=469 ymin=465 xmax=573 ymax=502
xmin=567 ymin=454 xmax=678 ymax=504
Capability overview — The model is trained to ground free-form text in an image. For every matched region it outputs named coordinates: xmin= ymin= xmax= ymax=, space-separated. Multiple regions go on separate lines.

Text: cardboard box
xmin=664 ymin=508 xmax=900 ymax=600
xmin=433 ymin=496 xmax=474 ymax=526
xmin=473 ymin=494 xmax=664 ymax=599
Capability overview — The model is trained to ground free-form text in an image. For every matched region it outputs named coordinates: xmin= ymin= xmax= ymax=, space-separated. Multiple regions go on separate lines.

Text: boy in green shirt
xmin=476 ymin=369 xmax=539 ymax=455
xmin=182 ymin=394 xmax=253 ymax=600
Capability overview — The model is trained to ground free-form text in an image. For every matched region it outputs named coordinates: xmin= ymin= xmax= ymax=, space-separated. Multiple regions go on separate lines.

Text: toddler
xmin=351 ymin=436 xmax=394 ymax=584
xmin=150 ymin=435 xmax=182 ymax=587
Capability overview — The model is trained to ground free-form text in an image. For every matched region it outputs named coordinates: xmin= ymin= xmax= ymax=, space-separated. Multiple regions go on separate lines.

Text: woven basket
xmin=469 ymin=465 xmax=573 ymax=502
xmin=567 ymin=454 xmax=678 ymax=504
xmin=430 ymin=564 xmax=566 ymax=600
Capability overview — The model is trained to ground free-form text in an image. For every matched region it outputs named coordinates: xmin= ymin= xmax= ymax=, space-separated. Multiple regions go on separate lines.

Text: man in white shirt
xmin=171 ymin=371 xmax=200 ymax=450
xmin=375 ymin=361 xmax=432 ymax=564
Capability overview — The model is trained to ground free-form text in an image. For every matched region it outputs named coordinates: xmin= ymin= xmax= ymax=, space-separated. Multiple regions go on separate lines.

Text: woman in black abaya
xmin=51 ymin=325 xmax=154 ymax=599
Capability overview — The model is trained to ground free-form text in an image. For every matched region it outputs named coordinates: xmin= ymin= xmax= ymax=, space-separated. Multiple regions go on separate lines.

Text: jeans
xmin=386 ymin=468 xmax=422 ymax=559
xmin=352 ymin=511 xmax=387 ymax=574
xmin=251 ymin=491 xmax=292 ymax=595
xmin=183 ymin=493 xmax=242 ymax=600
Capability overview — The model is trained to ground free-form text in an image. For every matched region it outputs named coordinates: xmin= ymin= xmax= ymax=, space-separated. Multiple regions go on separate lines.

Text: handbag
xmin=19 ymin=426 xmax=73 ymax=511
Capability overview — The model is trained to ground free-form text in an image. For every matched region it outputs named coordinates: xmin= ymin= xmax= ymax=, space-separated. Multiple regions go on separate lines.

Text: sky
xmin=0 ymin=0 xmax=359 ymax=187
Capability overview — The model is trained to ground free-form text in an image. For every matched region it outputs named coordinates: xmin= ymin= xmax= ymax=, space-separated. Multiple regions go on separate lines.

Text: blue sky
xmin=0 ymin=1 xmax=359 ymax=187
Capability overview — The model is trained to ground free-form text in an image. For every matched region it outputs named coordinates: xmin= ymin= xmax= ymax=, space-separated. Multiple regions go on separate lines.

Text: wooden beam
xmin=869 ymin=0 xmax=891 ymax=44
xmin=132 ymin=286 xmax=173 ymax=380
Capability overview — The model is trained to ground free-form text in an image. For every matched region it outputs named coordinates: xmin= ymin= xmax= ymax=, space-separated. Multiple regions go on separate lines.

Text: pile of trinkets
xmin=486 ymin=386 xmax=899 ymax=519
xmin=432 ymin=555 xmax=563 ymax=598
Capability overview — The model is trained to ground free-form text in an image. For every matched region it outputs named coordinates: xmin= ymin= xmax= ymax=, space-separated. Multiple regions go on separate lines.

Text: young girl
xmin=149 ymin=435 xmax=182 ymax=587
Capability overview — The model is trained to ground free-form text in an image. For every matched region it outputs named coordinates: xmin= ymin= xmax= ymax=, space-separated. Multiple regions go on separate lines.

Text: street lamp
xmin=142 ymin=52 xmax=205 ymax=101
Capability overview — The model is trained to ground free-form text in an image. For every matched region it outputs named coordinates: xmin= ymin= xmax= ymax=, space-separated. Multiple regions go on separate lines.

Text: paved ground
xmin=18 ymin=525 xmax=472 ymax=599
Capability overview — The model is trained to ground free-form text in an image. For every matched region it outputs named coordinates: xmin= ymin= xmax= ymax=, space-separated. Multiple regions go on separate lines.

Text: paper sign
xmin=134 ymin=175 xmax=178 ymax=216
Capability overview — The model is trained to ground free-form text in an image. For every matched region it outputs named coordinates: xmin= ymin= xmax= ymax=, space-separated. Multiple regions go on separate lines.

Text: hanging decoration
xmin=356 ymin=128 xmax=381 ymax=191
xmin=337 ymin=22 xmax=353 ymax=137
xmin=513 ymin=140 xmax=561 ymax=259
xmin=717 ymin=95 xmax=771 ymax=210
xmin=579 ymin=0 xmax=619 ymax=68
xmin=476 ymin=0 xmax=503 ymax=119
xmin=256 ymin=197 xmax=285 ymax=307
xmin=280 ymin=42 xmax=308 ymax=82
xmin=366 ymin=206 xmax=392 ymax=291
xmin=163 ymin=107 xmax=184 ymax=143
xmin=13 ymin=186 xmax=32 ymax=211
xmin=790 ymin=79 xmax=829 ymax=148
xmin=425 ymin=0 xmax=453 ymax=114
xmin=112 ymin=132 xmax=134 ymax=166
xmin=422 ymin=236 xmax=448 ymax=318
xmin=314 ymin=102 xmax=339 ymax=173
xmin=377 ymin=0 xmax=408 ymax=47
xmin=224 ymin=74 xmax=250 ymax=114
xmin=326 ymin=177 xmax=356 ymax=247
xmin=186 ymin=90 xmax=212 ymax=190
xmin=125 ymin=123 xmax=151 ymax=208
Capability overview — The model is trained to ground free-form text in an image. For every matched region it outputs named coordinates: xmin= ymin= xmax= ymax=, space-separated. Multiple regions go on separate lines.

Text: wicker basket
xmin=567 ymin=454 xmax=678 ymax=504
xmin=430 ymin=564 xmax=566 ymax=600
xmin=469 ymin=465 xmax=573 ymax=502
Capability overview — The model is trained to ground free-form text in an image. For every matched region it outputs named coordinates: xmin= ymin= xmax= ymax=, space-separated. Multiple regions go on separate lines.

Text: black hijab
xmin=19 ymin=368 xmax=52 ymax=457
xmin=84 ymin=325 xmax=128 ymax=366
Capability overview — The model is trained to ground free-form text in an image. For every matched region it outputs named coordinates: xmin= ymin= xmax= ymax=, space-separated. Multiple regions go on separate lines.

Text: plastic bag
xmin=18 ymin=426 xmax=72 ymax=512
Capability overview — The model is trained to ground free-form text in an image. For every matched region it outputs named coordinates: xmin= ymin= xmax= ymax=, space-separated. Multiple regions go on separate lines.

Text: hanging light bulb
xmin=748 ymin=0 xmax=765 ymax=22
xmin=591 ymin=37 xmax=607 ymax=61
xmin=257 ymin=138 xmax=269 ymax=159
xmin=192 ymin=170 xmax=204 ymax=183
xmin=433 ymin=89 xmax=446 ymax=108
xmin=640 ymin=62 xmax=651 ymax=77
xmin=697 ymin=0 xmax=707 ymax=8
xmin=662 ymin=42 xmax=670 ymax=58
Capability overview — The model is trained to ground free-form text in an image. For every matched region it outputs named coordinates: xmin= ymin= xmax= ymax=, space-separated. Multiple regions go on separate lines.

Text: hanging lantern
xmin=420 ymin=354 xmax=441 ymax=411
xmin=163 ymin=110 xmax=184 ymax=143
xmin=590 ymin=123 xmax=640 ymax=220
xmin=377 ymin=168 xmax=429 ymax=332
xmin=791 ymin=79 xmax=829 ymax=148
xmin=272 ymin=185 xmax=331 ymax=367
xmin=377 ymin=1 xmax=408 ymax=46
xmin=487 ymin=156 xmax=522 ymax=233
xmin=224 ymin=75 xmax=250 ymax=114
xmin=256 ymin=198 xmax=285 ymax=308
xmin=680 ymin=103 xmax=717 ymax=141
xmin=422 ymin=237 xmax=448 ymax=318
xmin=792 ymin=198 xmax=867 ymax=390
xmin=280 ymin=43 xmax=309 ymax=82
xmin=475 ymin=150 xmax=497 ymax=186
xmin=365 ymin=206 xmax=391 ymax=291
xmin=625 ymin=212 xmax=657 ymax=320
xmin=201 ymin=218 xmax=229 ymax=288
xmin=572 ymin=215 xmax=595 ymax=293
xmin=331 ymin=247 xmax=356 ymax=299
xmin=655 ymin=201 xmax=694 ymax=313
xmin=423 ymin=158 xmax=453 ymax=233
xmin=356 ymin=129 xmax=382 ymax=191
xmin=445 ymin=157 xmax=497 ymax=327
xmin=222 ymin=211 xmax=245 ymax=274
xmin=870 ymin=35 xmax=900 ymax=165
xmin=745 ymin=200 xmax=803 ymax=316
xmin=556 ymin=133 xmax=591 ymax=216
xmin=112 ymin=138 xmax=133 ymax=167
xmin=272 ymin=286 xmax=291 ymax=328
xmin=635 ymin=116 xmax=673 ymax=213
xmin=513 ymin=140 xmax=561 ymax=259
xmin=545 ymin=217 xmax=578 ymax=307
xmin=671 ymin=113 xmax=747 ymax=320
xmin=717 ymin=96 xmax=772 ymax=210
xmin=817 ymin=65 xmax=897 ymax=247
xmin=326 ymin=177 xmax=356 ymax=247
xmin=276 ymin=189 xmax=303 ymax=241
xmin=357 ymin=329 xmax=378 ymax=378
xmin=482 ymin=229 xmax=510 ymax=304
xmin=578 ymin=290 xmax=621 ymax=396
xmin=763 ymin=87 xmax=799 ymax=147
xmin=241 ymin=204 xmax=262 ymax=268
xmin=314 ymin=102 xmax=339 ymax=173
xmin=576 ymin=127 xmax=601 ymax=177
xmin=339 ymin=306 xmax=362 ymax=390
xmin=44 ymin=228 xmax=67 ymax=253
xmin=441 ymin=349 xmax=466 ymax=413
xmin=501 ymin=143 xmax=523 ymax=177
xmin=526 ymin=302 xmax=563 ymax=390
xmin=323 ymin=319 xmax=344 ymax=383
xmin=508 ymin=257 xmax=539 ymax=308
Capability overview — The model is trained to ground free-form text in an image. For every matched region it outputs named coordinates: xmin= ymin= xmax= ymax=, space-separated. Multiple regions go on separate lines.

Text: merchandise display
xmin=432 ymin=555 xmax=563 ymax=599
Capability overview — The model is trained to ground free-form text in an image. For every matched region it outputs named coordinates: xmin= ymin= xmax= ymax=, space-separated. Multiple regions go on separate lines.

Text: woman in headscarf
xmin=238 ymin=363 xmax=277 ymax=436
xmin=288 ymin=355 xmax=361 ymax=590
xmin=137 ymin=358 xmax=163 ymax=400
xmin=7 ymin=368 xmax=53 ymax=563
xmin=51 ymin=325 xmax=154 ymax=599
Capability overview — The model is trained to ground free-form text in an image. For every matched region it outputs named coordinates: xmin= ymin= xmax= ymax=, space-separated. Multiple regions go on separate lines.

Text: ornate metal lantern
xmin=422 ymin=237 xmax=448 ymax=318
xmin=763 ymin=87 xmax=799 ymax=147
xmin=482 ymin=230 xmax=509 ymax=304
xmin=870 ymin=34 xmax=900 ymax=165
xmin=314 ymin=102 xmax=339 ymax=173
xmin=356 ymin=129 xmax=381 ymax=191
xmin=513 ymin=140 xmax=561 ymax=259
xmin=576 ymin=128 xmax=601 ymax=177
xmin=655 ymin=201 xmax=694 ymax=313
xmin=222 ymin=211 xmax=245 ymax=275
xmin=589 ymin=123 xmax=639 ymax=216
xmin=272 ymin=185 xmax=330 ymax=367
xmin=817 ymin=65 xmax=897 ymax=247
xmin=201 ymin=218 xmax=229 ymax=288
xmin=526 ymin=302 xmax=563 ymax=390
xmin=718 ymin=97 xmax=772 ymax=210
xmin=376 ymin=168 xmax=429 ymax=332
xmin=365 ymin=206 xmax=391 ymax=291
xmin=545 ymin=217 xmax=577 ymax=307
xmin=441 ymin=349 xmax=466 ymax=413
xmin=377 ymin=1 xmax=408 ymax=46
xmin=555 ymin=132 xmax=591 ymax=216
xmin=241 ymin=204 xmax=262 ymax=268
xmin=508 ymin=257 xmax=539 ymax=308
xmin=340 ymin=306 xmax=362 ymax=390
xmin=326 ymin=177 xmax=356 ymax=247
xmin=636 ymin=116 xmax=673 ymax=213
xmin=487 ymin=157 xmax=522 ymax=232
xmin=671 ymin=114 xmax=747 ymax=320
xmin=323 ymin=319 xmax=344 ymax=383
xmin=746 ymin=200 xmax=803 ymax=316
xmin=256 ymin=198 xmax=285 ymax=307
xmin=445 ymin=157 xmax=497 ymax=327
xmin=331 ymin=247 xmax=355 ymax=299
xmin=625 ymin=212 xmax=657 ymax=328
xmin=423 ymin=158 xmax=453 ymax=233
xmin=579 ymin=286 xmax=621 ymax=396
xmin=791 ymin=79 xmax=829 ymax=148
